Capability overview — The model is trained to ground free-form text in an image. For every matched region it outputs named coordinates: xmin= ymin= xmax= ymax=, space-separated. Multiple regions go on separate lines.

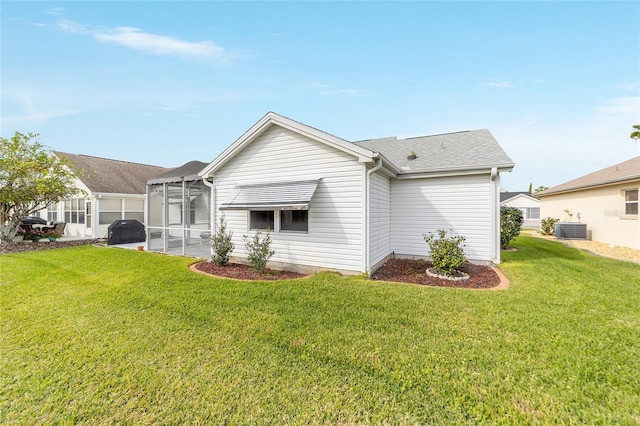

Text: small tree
xmin=423 ymin=229 xmax=467 ymax=275
xmin=540 ymin=217 xmax=560 ymax=235
xmin=243 ymin=230 xmax=275 ymax=273
xmin=533 ymin=185 xmax=549 ymax=194
xmin=210 ymin=214 xmax=234 ymax=266
xmin=500 ymin=206 xmax=523 ymax=249
xmin=0 ymin=132 xmax=81 ymax=244
xmin=630 ymin=124 xmax=640 ymax=142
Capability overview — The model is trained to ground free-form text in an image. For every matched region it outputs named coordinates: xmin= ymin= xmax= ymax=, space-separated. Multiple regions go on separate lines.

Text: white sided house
xmin=39 ymin=152 xmax=170 ymax=238
xmin=500 ymin=192 xmax=541 ymax=229
xmin=189 ymin=112 xmax=514 ymax=275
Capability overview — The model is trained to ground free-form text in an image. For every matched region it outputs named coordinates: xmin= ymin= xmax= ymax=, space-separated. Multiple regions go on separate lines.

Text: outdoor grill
xmin=107 ymin=219 xmax=146 ymax=245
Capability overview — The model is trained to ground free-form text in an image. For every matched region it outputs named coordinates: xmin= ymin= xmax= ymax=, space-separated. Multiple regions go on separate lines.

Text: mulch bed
xmin=0 ymin=239 xmax=102 ymax=254
xmin=371 ymin=258 xmax=501 ymax=289
xmin=194 ymin=258 xmax=502 ymax=288
xmin=192 ymin=261 xmax=308 ymax=281
xmin=3 ymin=241 xmax=502 ymax=289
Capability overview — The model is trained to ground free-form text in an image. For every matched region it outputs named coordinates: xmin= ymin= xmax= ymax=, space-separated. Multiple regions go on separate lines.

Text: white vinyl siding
xmin=369 ymin=171 xmax=391 ymax=268
xmin=213 ymin=126 xmax=365 ymax=273
xmin=391 ymin=175 xmax=493 ymax=261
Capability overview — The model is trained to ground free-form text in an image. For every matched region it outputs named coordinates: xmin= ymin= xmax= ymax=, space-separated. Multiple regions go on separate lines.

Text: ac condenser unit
xmin=555 ymin=223 xmax=587 ymax=240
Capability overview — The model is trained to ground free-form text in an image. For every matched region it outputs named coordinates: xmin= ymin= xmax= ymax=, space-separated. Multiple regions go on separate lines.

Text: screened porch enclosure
xmin=147 ymin=179 xmax=211 ymax=258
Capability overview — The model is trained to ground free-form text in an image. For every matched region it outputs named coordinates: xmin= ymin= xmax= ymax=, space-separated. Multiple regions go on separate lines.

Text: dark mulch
xmin=371 ymin=258 xmax=501 ymax=289
xmin=193 ymin=261 xmax=308 ymax=281
xmin=0 ymin=239 xmax=102 ymax=254
xmin=3 ymin=241 xmax=502 ymax=289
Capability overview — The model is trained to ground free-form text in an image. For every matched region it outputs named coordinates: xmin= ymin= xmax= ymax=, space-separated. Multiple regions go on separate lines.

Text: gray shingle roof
xmin=538 ymin=156 xmax=640 ymax=196
xmin=353 ymin=129 xmax=514 ymax=174
xmin=500 ymin=191 xmax=533 ymax=203
xmin=54 ymin=151 xmax=171 ymax=194
xmin=148 ymin=161 xmax=209 ymax=184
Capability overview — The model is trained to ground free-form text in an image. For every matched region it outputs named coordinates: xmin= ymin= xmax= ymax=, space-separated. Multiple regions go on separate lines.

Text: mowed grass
xmin=1 ymin=236 xmax=639 ymax=424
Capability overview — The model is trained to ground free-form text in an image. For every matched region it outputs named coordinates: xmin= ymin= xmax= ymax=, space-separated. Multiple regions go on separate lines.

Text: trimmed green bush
xmin=423 ymin=229 xmax=467 ymax=275
xmin=243 ymin=230 xmax=276 ymax=273
xmin=540 ymin=217 xmax=560 ymax=235
xmin=210 ymin=215 xmax=234 ymax=266
xmin=500 ymin=206 xmax=523 ymax=249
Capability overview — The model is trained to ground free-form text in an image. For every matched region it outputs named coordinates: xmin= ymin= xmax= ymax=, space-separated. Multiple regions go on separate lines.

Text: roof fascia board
xmin=538 ymin=176 xmax=640 ymax=197
xmin=200 ymin=112 xmax=376 ymax=177
xmin=92 ymin=192 xmax=147 ymax=198
xmin=396 ymin=165 xmax=513 ymax=180
xmin=501 ymin=193 xmax=539 ymax=204
xmin=147 ymin=174 xmax=202 ymax=185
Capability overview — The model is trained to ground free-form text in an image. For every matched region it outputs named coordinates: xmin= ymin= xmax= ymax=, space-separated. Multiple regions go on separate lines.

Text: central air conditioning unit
xmin=555 ymin=222 xmax=587 ymax=240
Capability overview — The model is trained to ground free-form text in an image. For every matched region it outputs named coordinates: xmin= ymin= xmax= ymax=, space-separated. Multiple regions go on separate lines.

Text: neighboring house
xmin=538 ymin=156 xmax=639 ymax=250
xmin=500 ymin=192 xmax=541 ymax=228
xmin=148 ymin=112 xmax=513 ymax=275
xmin=35 ymin=152 xmax=170 ymax=238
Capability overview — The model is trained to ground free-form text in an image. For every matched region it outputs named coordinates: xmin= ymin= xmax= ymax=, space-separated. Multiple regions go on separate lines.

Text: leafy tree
xmin=631 ymin=124 xmax=640 ymax=142
xmin=0 ymin=132 xmax=81 ymax=244
xmin=533 ymin=185 xmax=549 ymax=194
xmin=500 ymin=206 xmax=523 ymax=249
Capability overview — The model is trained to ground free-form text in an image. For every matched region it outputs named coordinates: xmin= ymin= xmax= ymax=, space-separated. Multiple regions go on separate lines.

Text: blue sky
xmin=2 ymin=1 xmax=639 ymax=191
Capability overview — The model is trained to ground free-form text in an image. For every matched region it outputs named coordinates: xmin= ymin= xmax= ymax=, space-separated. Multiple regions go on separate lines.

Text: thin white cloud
xmin=594 ymin=96 xmax=640 ymax=115
xmin=615 ymin=81 xmax=640 ymax=92
xmin=46 ymin=7 xmax=64 ymax=16
xmin=310 ymin=82 xmax=375 ymax=97
xmin=487 ymin=79 xmax=516 ymax=89
xmin=532 ymin=78 xmax=544 ymax=84
xmin=94 ymin=27 xmax=223 ymax=60
xmin=56 ymin=19 xmax=225 ymax=61
xmin=0 ymin=86 xmax=86 ymax=126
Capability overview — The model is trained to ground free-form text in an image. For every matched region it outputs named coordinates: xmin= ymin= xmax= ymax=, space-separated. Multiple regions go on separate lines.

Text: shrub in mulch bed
xmin=371 ymin=258 xmax=501 ymax=289
xmin=193 ymin=261 xmax=308 ymax=281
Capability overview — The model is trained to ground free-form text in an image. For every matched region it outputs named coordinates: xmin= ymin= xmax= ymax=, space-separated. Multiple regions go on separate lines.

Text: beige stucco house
xmin=538 ymin=157 xmax=639 ymax=250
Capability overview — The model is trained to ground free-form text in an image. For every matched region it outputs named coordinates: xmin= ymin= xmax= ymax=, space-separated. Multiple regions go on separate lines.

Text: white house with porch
xmin=149 ymin=112 xmax=514 ymax=275
xmin=35 ymin=152 xmax=169 ymax=239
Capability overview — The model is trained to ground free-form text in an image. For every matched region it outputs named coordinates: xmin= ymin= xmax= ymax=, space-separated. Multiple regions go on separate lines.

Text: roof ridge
xmin=400 ymin=129 xmax=487 ymax=141
xmin=53 ymin=151 xmax=169 ymax=169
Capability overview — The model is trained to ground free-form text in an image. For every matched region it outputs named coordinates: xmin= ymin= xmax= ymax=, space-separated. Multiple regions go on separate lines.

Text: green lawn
xmin=1 ymin=236 xmax=639 ymax=424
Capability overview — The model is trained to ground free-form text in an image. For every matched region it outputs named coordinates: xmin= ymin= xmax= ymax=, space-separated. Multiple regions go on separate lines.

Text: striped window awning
xmin=219 ymin=180 xmax=320 ymax=211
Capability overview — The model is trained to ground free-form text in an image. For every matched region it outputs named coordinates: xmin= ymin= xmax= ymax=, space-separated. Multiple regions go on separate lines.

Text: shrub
xmin=243 ymin=230 xmax=276 ymax=273
xmin=500 ymin=206 xmax=523 ymax=249
xmin=423 ymin=229 xmax=467 ymax=275
xmin=210 ymin=215 xmax=234 ymax=266
xmin=540 ymin=217 xmax=560 ymax=235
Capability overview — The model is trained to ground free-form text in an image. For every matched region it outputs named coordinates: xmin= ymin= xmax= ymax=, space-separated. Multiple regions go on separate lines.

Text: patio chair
xmin=52 ymin=222 xmax=67 ymax=235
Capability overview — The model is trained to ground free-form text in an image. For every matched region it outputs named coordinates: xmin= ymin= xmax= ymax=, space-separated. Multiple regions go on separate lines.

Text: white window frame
xmin=248 ymin=210 xmax=309 ymax=234
xmin=623 ymin=188 xmax=638 ymax=217
xmin=65 ymin=198 xmax=86 ymax=224
xmin=526 ymin=207 xmax=540 ymax=220
xmin=47 ymin=203 xmax=58 ymax=222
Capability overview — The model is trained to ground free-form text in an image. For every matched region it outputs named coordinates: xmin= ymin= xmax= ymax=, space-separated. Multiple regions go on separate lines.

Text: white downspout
xmin=365 ymin=158 xmax=383 ymax=275
xmin=490 ymin=167 xmax=499 ymax=264
xmin=202 ymin=175 xmax=215 ymax=258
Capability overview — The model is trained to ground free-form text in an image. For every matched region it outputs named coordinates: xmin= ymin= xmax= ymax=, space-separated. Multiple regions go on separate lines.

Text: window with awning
xmin=220 ymin=180 xmax=319 ymax=211
xmin=221 ymin=180 xmax=319 ymax=233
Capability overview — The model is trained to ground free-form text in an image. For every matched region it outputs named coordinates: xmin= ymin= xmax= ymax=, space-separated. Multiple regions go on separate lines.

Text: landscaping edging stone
xmin=425 ymin=267 xmax=470 ymax=281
